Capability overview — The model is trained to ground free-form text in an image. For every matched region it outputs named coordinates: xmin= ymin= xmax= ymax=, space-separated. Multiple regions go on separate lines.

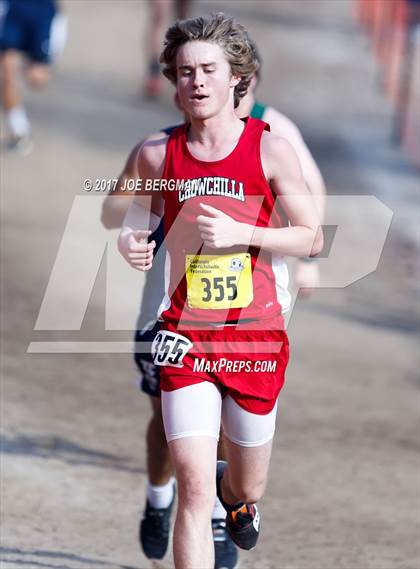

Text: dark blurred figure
xmin=143 ymin=0 xmax=192 ymax=98
xmin=0 ymin=0 xmax=67 ymax=154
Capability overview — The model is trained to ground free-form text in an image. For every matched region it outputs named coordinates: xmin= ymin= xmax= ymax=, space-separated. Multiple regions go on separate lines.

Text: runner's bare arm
xmin=265 ymin=109 xmax=325 ymax=293
xmin=254 ymin=133 xmax=323 ymax=256
xmin=197 ymin=135 xmax=323 ymax=256
xmin=118 ymin=133 xmax=167 ymax=271
xmin=263 ymin=107 xmax=326 ymax=221
xmin=100 ymin=142 xmax=143 ymax=229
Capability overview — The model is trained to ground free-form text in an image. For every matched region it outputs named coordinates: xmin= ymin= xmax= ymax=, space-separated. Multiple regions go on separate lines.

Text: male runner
xmin=0 ymin=0 xmax=67 ymax=153
xmin=235 ymin=61 xmax=326 ymax=295
xmin=103 ymin=135 xmax=239 ymax=569
xmin=118 ymin=13 xmax=323 ymax=569
xmin=103 ymin=37 xmax=325 ymax=569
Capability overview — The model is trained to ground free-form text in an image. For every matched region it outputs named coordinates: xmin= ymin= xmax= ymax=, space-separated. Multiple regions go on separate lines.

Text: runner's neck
xmin=187 ymin=114 xmax=246 ymax=161
xmin=188 ymin=110 xmax=244 ymax=148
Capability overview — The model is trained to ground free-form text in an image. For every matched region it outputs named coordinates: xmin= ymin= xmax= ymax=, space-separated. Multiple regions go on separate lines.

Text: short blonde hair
xmin=160 ymin=13 xmax=259 ymax=108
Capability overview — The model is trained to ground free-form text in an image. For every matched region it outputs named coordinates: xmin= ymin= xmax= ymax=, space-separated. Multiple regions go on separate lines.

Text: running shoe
xmin=139 ymin=491 xmax=175 ymax=559
xmin=213 ymin=518 xmax=239 ymax=569
xmin=226 ymin=503 xmax=260 ymax=551
xmin=216 ymin=460 xmax=260 ymax=551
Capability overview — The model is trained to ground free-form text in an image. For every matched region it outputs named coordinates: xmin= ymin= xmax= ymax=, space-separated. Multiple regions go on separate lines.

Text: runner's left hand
xmin=197 ymin=204 xmax=252 ymax=248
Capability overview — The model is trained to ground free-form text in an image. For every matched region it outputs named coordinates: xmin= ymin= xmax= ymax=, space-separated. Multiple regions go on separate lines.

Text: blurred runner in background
xmin=144 ymin=0 xmax=192 ymax=97
xmin=235 ymin=44 xmax=326 ymax=294
xmin=0 ymin=0 xmax=67 ymax=154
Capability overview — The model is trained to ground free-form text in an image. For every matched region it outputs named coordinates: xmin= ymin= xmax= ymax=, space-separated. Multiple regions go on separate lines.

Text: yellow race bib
xmin=186 ymin=253 xmax=253 ymax=309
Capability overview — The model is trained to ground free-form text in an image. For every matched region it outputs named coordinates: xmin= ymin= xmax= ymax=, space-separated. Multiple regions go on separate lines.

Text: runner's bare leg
xmin=168 ymin=437 xmax=218 ymax=569
xmin=147 ymin=396 xmax=173 ymax=484
xmin=220 ymin=439 xmax=273 ymax=506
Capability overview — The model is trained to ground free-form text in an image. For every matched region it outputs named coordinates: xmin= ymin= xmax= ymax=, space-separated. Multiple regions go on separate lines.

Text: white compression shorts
xmin=161 ymin=381 xmax=278 ymax=448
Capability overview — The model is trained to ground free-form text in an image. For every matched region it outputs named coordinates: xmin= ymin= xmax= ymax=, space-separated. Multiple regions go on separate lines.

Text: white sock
xmin=146 ymin=476 xmax=175 ymax=509
xmin=211 ymin=495 xmax=227 ymax=520
xmin=6 ymin=106 xmax=31 ymax=137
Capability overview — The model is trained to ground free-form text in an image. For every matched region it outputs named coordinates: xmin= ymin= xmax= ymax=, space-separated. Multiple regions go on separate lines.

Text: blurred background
xmin=1 ymin=1 xmax=419 ymax=568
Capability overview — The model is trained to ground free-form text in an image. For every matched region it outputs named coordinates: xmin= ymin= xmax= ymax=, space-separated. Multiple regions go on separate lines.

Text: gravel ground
xmin=1 ymin=2 xmax=419 ymax=568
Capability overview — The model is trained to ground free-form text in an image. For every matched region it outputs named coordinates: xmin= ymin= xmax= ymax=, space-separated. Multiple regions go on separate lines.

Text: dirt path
xmin=1 ymin=2 xmax=418 ymax=568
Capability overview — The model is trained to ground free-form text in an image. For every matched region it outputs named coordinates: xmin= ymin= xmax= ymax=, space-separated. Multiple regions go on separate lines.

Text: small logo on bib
xmin=229 ymin=258 xmax=244 ymax=271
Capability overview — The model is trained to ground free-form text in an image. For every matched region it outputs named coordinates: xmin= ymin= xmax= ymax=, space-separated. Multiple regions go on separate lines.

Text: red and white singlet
xmin=152 ymin=118 xmax=291 ymax=413
xmin=158 ymin=117 xmax=290 ymax=328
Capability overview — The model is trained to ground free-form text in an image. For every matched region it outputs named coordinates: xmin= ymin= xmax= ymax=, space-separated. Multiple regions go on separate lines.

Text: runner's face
xmin=176 ymin=41 xmax=239 ymax=119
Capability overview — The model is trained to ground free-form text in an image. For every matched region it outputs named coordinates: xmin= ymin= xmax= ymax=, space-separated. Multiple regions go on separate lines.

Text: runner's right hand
xmin=118 ymin=229 xmax=156 ymax=271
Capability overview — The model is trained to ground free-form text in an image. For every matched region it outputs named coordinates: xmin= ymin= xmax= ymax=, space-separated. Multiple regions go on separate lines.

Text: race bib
xmin=185 ymin=253 xmax=253 ymax=309
xmin=151 ymin=330 xmax=192 ymax=367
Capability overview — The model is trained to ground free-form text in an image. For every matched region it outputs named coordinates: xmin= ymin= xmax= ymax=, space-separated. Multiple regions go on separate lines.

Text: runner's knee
xmin=0 ymin=51 xmax=19 ymax=79
xmin=27 ymin=64 xmax=50 ymax=88
xmin=178 ymin=476 xmax=216 ymax=513
xmin=230 ymin=477 xmax=266 ymax=504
